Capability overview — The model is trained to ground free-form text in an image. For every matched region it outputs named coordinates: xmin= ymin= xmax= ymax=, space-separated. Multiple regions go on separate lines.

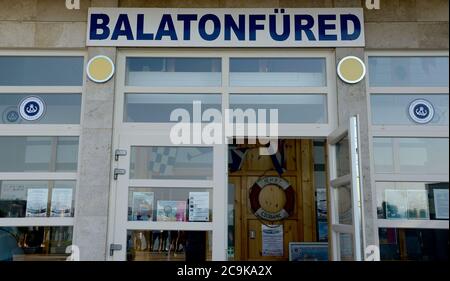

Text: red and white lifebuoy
xmin=249 ymin=177 xmax=295 ymax=221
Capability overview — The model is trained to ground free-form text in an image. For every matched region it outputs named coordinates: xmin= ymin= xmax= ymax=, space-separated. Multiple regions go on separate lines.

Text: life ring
xmin=249 ymin=177 xmax=295 ymax=221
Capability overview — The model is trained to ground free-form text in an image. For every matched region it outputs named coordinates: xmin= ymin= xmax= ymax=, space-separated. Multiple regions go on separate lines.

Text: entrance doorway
xmin=228 ymin=139 xmax=329 ymax=261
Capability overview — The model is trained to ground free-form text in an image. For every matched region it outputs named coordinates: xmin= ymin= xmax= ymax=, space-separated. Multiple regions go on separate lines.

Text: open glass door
xmin=328 ymin=115 xmax=364 ymax=261
xmin=109 ymin=134 xmax=227 ymax=261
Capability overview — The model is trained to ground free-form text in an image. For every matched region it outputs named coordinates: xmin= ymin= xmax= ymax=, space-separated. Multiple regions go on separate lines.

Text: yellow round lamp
xmin=87 ymin=55 xmax=115 ymax=83
xmin=337 ymin=56 xmax=366 ymax=84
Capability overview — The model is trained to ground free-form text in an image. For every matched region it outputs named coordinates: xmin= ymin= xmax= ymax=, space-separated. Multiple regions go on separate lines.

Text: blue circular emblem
xmin=2 ymin=107 xmax=21 ymax=123
xmin=408 ymin=99 xmax=434 ymax=124
xmin=19 ymin=96 xmax=46 ymax=121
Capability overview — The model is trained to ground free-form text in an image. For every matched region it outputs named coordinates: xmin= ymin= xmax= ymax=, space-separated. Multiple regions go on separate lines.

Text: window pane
xmin=379 ymin=228 xmax=448 ymax=261
xmin=339 ymin=233 xmax=354 ymax=261
xmin=0 ymin=181 xmax=75 ymax=218
xmin=130 ymin=146 xmax=213 ymax=180
xmin=371 ymin=94 xmax=449 ymax=126
xmin=0 ymin=56 xmax=84 ymax=86
xmin=126 ymin=57 xmax=221 ymax=87
xmin=230 ymin=58 xmax=326 ymax=87
xmin=0 ymin=226 xmax=73 ymax=261
xmin=124 ymin=93 xmax=221 ymax=123
xmin=0 ymin=137 xmax=79 ymax=172
xmin=335 ymin=185 xmax=353 ymax=225
xmin=373 ymin=138 xmax=449 ymax=175
xmin=335 ymin=136 xmax=350 ymax=177
xmin=126 ymin=230 xmax=212 ymax=261
xmin=229 ymin=94 xmax=327 ymax=123
xmin=0 ymin=94 xmax=82 ymax=124
xmin=368 ymin=57 xmax=449 ymax=87
xmin=376 ymin=182 xmax=448 ymax=220
xmin=128 ymin=187 xmax=212 ymax=222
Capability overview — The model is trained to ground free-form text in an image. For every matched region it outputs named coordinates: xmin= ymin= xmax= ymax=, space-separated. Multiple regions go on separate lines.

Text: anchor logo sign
xmin=409 ymin=99 xmax=434 ymax=124
xmin=19 ymin=96 xmax=46 ymax=121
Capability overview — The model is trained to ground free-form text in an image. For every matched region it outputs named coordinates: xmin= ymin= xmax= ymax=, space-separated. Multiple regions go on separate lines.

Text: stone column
xmin=335 ymin=48 xmax=378 ymax=258
xmin=72 ymin=0 xmax=118 ymax=261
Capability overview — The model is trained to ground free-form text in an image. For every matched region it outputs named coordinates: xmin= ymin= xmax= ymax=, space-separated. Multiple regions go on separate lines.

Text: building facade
xmin=0 ymin=0 xmax=448 ymax=261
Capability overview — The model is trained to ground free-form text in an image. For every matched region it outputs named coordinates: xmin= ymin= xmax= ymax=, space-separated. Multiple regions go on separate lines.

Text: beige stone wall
xmin=0 ymin=0 xmax=448 ymax=49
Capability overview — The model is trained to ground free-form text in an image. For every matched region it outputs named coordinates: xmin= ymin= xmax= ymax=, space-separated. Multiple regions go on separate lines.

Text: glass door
xmin=327 ymin=116 xmax=365 ymax=261
xmin=109 ymin=134 xmax=227 ymax=261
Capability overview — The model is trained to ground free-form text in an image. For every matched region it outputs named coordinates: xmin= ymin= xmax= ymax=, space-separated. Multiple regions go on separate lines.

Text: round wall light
xmin=86 ymin=55 xmax=115 ymax=83
xmin=337 ymin=56 xmax=366 ymax=84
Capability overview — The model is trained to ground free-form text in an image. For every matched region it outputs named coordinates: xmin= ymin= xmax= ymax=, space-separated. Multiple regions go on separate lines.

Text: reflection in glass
xmin=128 ymin=187 xmax=212 ymax=222
xmin=0 ymin=226 xmax=73 ymax=261
xmin=373 ymin=138 xmax=449 ymax=175
xmin=126 ymin=57 xmax=221 ymax=87
xmin=230 ymin=58 xmax=326 ymax=87
xmin=336 ymin=185 xmax=353 ymax=225
xmin=379 ymin=228 xmax=448 ymax=261
xmin=335 ymin=136 xmax=350 ymax=177
xmin=339 ymin=233 xmax=354 ymax=261
xmin=229 ymin=94 xmax=327 ymax=123
xmin=376 ymin=182 xmax=449 ymax=220
xmin=0 ymin=94 xmax=82 ymax=124
xmin=0 ymin=56 xmax=84 ymax=86
xmin=124 ymin=93 xmax=221 ymax=123
xmin=130 ymin=146 xmax=213 ymax=180
xmin=127 ymin=230 xmax=212 ymax=261
xmin=0 ymin=181 xmax=76 ymax=218
xmin=371 ymin=94 xmax=449 ymax=126
xmin=369 ymin=56 xmax=449 ymax=87
xmin=0 ymin=137 xmax=79 ymax=172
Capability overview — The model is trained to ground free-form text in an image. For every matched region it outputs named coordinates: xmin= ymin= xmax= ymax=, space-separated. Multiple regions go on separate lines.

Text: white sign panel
xmin=434 ymin=189 xmax=449 ymax=219
xmin=50 ymin=188 xmax=73 ymax=217
xmin=25 ymin=188 xmax=48 ymax=217
xmin=262 ymin=225 xmax=284 ymax=256
xmin=87 ymin=8 xmax=365 ymax=47
xmin=188 ymin=192 xmax=210 ymax=222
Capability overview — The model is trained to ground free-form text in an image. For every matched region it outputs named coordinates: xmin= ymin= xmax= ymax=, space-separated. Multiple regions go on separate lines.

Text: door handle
xmin=109 ymin=243 xmax=122 ymax=256
xmin=113 ymin=168 xmax=126 ymax=180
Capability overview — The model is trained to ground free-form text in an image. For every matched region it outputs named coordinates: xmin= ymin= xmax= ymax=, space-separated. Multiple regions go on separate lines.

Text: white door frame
xmin=328 ymin=115 xmax=365 ymax=261
xmin=106 ymin=48 xmax=337 ymax=261
xmin=109 ymin=133 xmax=226 ymax=260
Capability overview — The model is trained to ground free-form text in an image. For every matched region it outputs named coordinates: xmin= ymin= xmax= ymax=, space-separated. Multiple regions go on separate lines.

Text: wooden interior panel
xmin=230 ymin=139 xmax=326 ymax=261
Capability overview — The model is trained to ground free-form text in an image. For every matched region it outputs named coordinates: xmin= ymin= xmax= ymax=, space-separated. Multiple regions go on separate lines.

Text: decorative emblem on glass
xmin=19 ymin=96 xmax=46 ymax=121
xmin=408 ymin=99 xmax=434 ymax=124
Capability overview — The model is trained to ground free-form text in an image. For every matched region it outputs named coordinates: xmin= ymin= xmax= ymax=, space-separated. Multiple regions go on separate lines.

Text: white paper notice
xmin=0 ymin=183 xmax=27 ymax=200
xmin=26 ymin=188 xmax=48 ymax=217
xmin=434 ymin=189 xmax=449 ymax=219
xmin=50 ymin=188 xmax=73 ymax=217
xmin=188 ymin=192 xmax=209 ymax=222
xmin=262 ymin=225 xmax=283 ymax=257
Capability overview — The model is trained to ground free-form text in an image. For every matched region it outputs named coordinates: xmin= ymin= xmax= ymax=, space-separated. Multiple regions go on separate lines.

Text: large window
xmin=119 ymin=52 xmax=336 ymax=137
xmin=0 ymin=52 xmax=84 ymax=261
xmin=368 ymin=52 xmax=449 ymax=261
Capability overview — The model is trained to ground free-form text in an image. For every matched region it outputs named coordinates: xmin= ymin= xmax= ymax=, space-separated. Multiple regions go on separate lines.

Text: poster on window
xmin=156 ymin=200 xmax=187 ymax=222
xmin=433 ymin=189 xmax=449 ymax=219
xmin=262 ymin=225 xmax=283 ymax=257
xmin=131 ymin=191 xmax=154 ymax=221
xmin=188 ymin=192 xmax=210 ymax=222
xmin=0 ymin=183 xmax=27 ymax=200
xmin=25 ymin=188 xmax=48 ymax=217
xmin=50 ymin=188 xmax=72 ymax=217
xmin=407 ymin=190 xmax=429 ymax=220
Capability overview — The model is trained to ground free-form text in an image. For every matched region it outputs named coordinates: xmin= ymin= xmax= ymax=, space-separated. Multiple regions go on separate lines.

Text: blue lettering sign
xmin=87 ymin=8 xmax=365 ymax=47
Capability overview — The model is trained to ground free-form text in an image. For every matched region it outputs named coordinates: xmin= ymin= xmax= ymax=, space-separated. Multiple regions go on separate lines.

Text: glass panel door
xmin=110 ymin=134 xmax=226 ymax=261
xmin=328 ymin=116 xmax=364 ymax=261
